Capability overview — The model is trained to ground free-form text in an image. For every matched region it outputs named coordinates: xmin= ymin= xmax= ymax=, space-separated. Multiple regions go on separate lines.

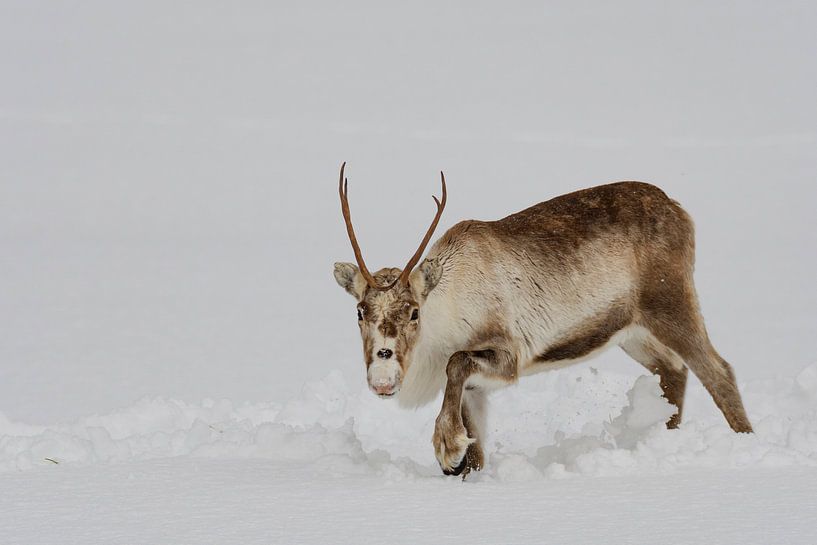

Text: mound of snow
xmin=2 ymin=365 xmax=817 ymax=481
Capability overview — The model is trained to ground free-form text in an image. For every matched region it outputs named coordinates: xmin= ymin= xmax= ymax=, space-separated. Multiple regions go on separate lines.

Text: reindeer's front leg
xmin=458 ymin=386 xmax=487 ymax=474
xmin=433 ymin=349 xmax=516 ymax=476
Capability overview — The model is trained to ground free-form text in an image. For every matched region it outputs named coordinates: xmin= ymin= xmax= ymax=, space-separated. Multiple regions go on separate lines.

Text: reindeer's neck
xmin=397 ymin=248 xmax=485 ymax=408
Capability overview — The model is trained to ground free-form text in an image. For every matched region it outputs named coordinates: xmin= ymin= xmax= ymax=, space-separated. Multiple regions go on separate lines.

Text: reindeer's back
xmin=434 ymin=181 xmax=693 ymax=264
xmin=496 ymin=181 xmax=689 ymax=246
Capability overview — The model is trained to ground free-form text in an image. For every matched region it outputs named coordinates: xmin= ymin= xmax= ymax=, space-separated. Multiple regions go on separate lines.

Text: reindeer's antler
xmin=398 ymin=172 xmax=446 ymax=286
xmin=338 ymin=162 xmax=397 ymax=291
xmin=338 ymin=163 xmax=446 ymax=290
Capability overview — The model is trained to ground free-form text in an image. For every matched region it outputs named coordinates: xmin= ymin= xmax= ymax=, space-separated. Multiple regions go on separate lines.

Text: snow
xmin=2 ymin=367 xmax=817 ymax=543
xmin=2 ymin=458 xmax=813 ymax=545
xmin=2 ymin=1 xmax=817 ymax=543
xmin=4 ymin=366 xmax=817 ymax=477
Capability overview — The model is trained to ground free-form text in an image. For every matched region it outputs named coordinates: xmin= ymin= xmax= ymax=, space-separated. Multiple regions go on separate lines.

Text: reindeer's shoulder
xmin=428 ymin=219 xmax=493 ymax=258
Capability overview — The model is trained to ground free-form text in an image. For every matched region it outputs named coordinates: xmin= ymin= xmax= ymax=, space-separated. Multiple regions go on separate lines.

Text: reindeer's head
xmin=333 ymin=163 xmax=445 ymax=398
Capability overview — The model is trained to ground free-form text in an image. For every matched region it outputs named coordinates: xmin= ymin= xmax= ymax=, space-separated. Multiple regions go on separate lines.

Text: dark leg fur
xmin=640 ymin=304 xmax=752 ymax=432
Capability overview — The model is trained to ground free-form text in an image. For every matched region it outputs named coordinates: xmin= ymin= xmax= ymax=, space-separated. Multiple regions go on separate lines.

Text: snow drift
xmin=3 ymin=365 xmax=816 ymax=482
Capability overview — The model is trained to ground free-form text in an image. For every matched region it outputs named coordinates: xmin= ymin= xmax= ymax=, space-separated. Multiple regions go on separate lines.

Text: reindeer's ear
xmin=334 ymin=262 xmax=367 ymax=300
xmin=409 ymin=257 xmax=442 ymax=301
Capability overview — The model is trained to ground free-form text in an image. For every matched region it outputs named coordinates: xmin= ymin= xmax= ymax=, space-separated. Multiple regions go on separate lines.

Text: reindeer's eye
xmin=410 ymin=308 xmax=419 ymax=321
xmin=357 ymin=309 xmax=363 ymax=321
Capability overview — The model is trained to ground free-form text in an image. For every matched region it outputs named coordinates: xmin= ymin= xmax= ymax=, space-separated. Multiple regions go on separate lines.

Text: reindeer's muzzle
xmin=368 ymin=360 xmax=402 ymax=398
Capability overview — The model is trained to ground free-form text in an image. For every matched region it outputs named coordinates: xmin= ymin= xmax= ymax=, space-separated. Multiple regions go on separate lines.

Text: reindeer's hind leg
xmin=620 ymin=330 xmax=689 ymax=429
xmin=677 ymin=338 xmax=752 ymax=433
xmin=640 ymin=283 xmax=753 ymax=433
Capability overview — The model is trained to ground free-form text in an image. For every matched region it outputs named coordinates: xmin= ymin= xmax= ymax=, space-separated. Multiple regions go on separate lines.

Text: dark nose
xmin=377 ymin=348 xmax=393 ymax=360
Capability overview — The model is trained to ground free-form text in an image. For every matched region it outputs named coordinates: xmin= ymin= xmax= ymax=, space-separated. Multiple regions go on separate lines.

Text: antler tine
xmin=398 ymin=171 xmax=447 ymax=286
xmin=338 ymin=162 xmax=395 ymax=291
xmin=339 ymin=162 xmax=378 ymax=289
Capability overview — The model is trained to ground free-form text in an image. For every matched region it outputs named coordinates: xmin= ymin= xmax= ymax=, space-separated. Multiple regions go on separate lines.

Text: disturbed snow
xmin=4 ymin=365 xmax=817 ymax=481
xmin=3 ymin=364 xmax=817 ymax=544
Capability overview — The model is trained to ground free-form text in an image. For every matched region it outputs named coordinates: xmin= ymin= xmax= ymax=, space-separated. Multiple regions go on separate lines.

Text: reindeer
xmin=333 ymin=163 xmax=752 ymax=477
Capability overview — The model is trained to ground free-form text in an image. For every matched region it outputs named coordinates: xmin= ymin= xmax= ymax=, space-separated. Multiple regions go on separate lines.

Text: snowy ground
xmin=2 ymin=2 xmax=817 ymax=544
xmin=4 ymin=460 xmax=814 ymax=545
xmin=3 ymin=366 xmax=817 ymax=544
